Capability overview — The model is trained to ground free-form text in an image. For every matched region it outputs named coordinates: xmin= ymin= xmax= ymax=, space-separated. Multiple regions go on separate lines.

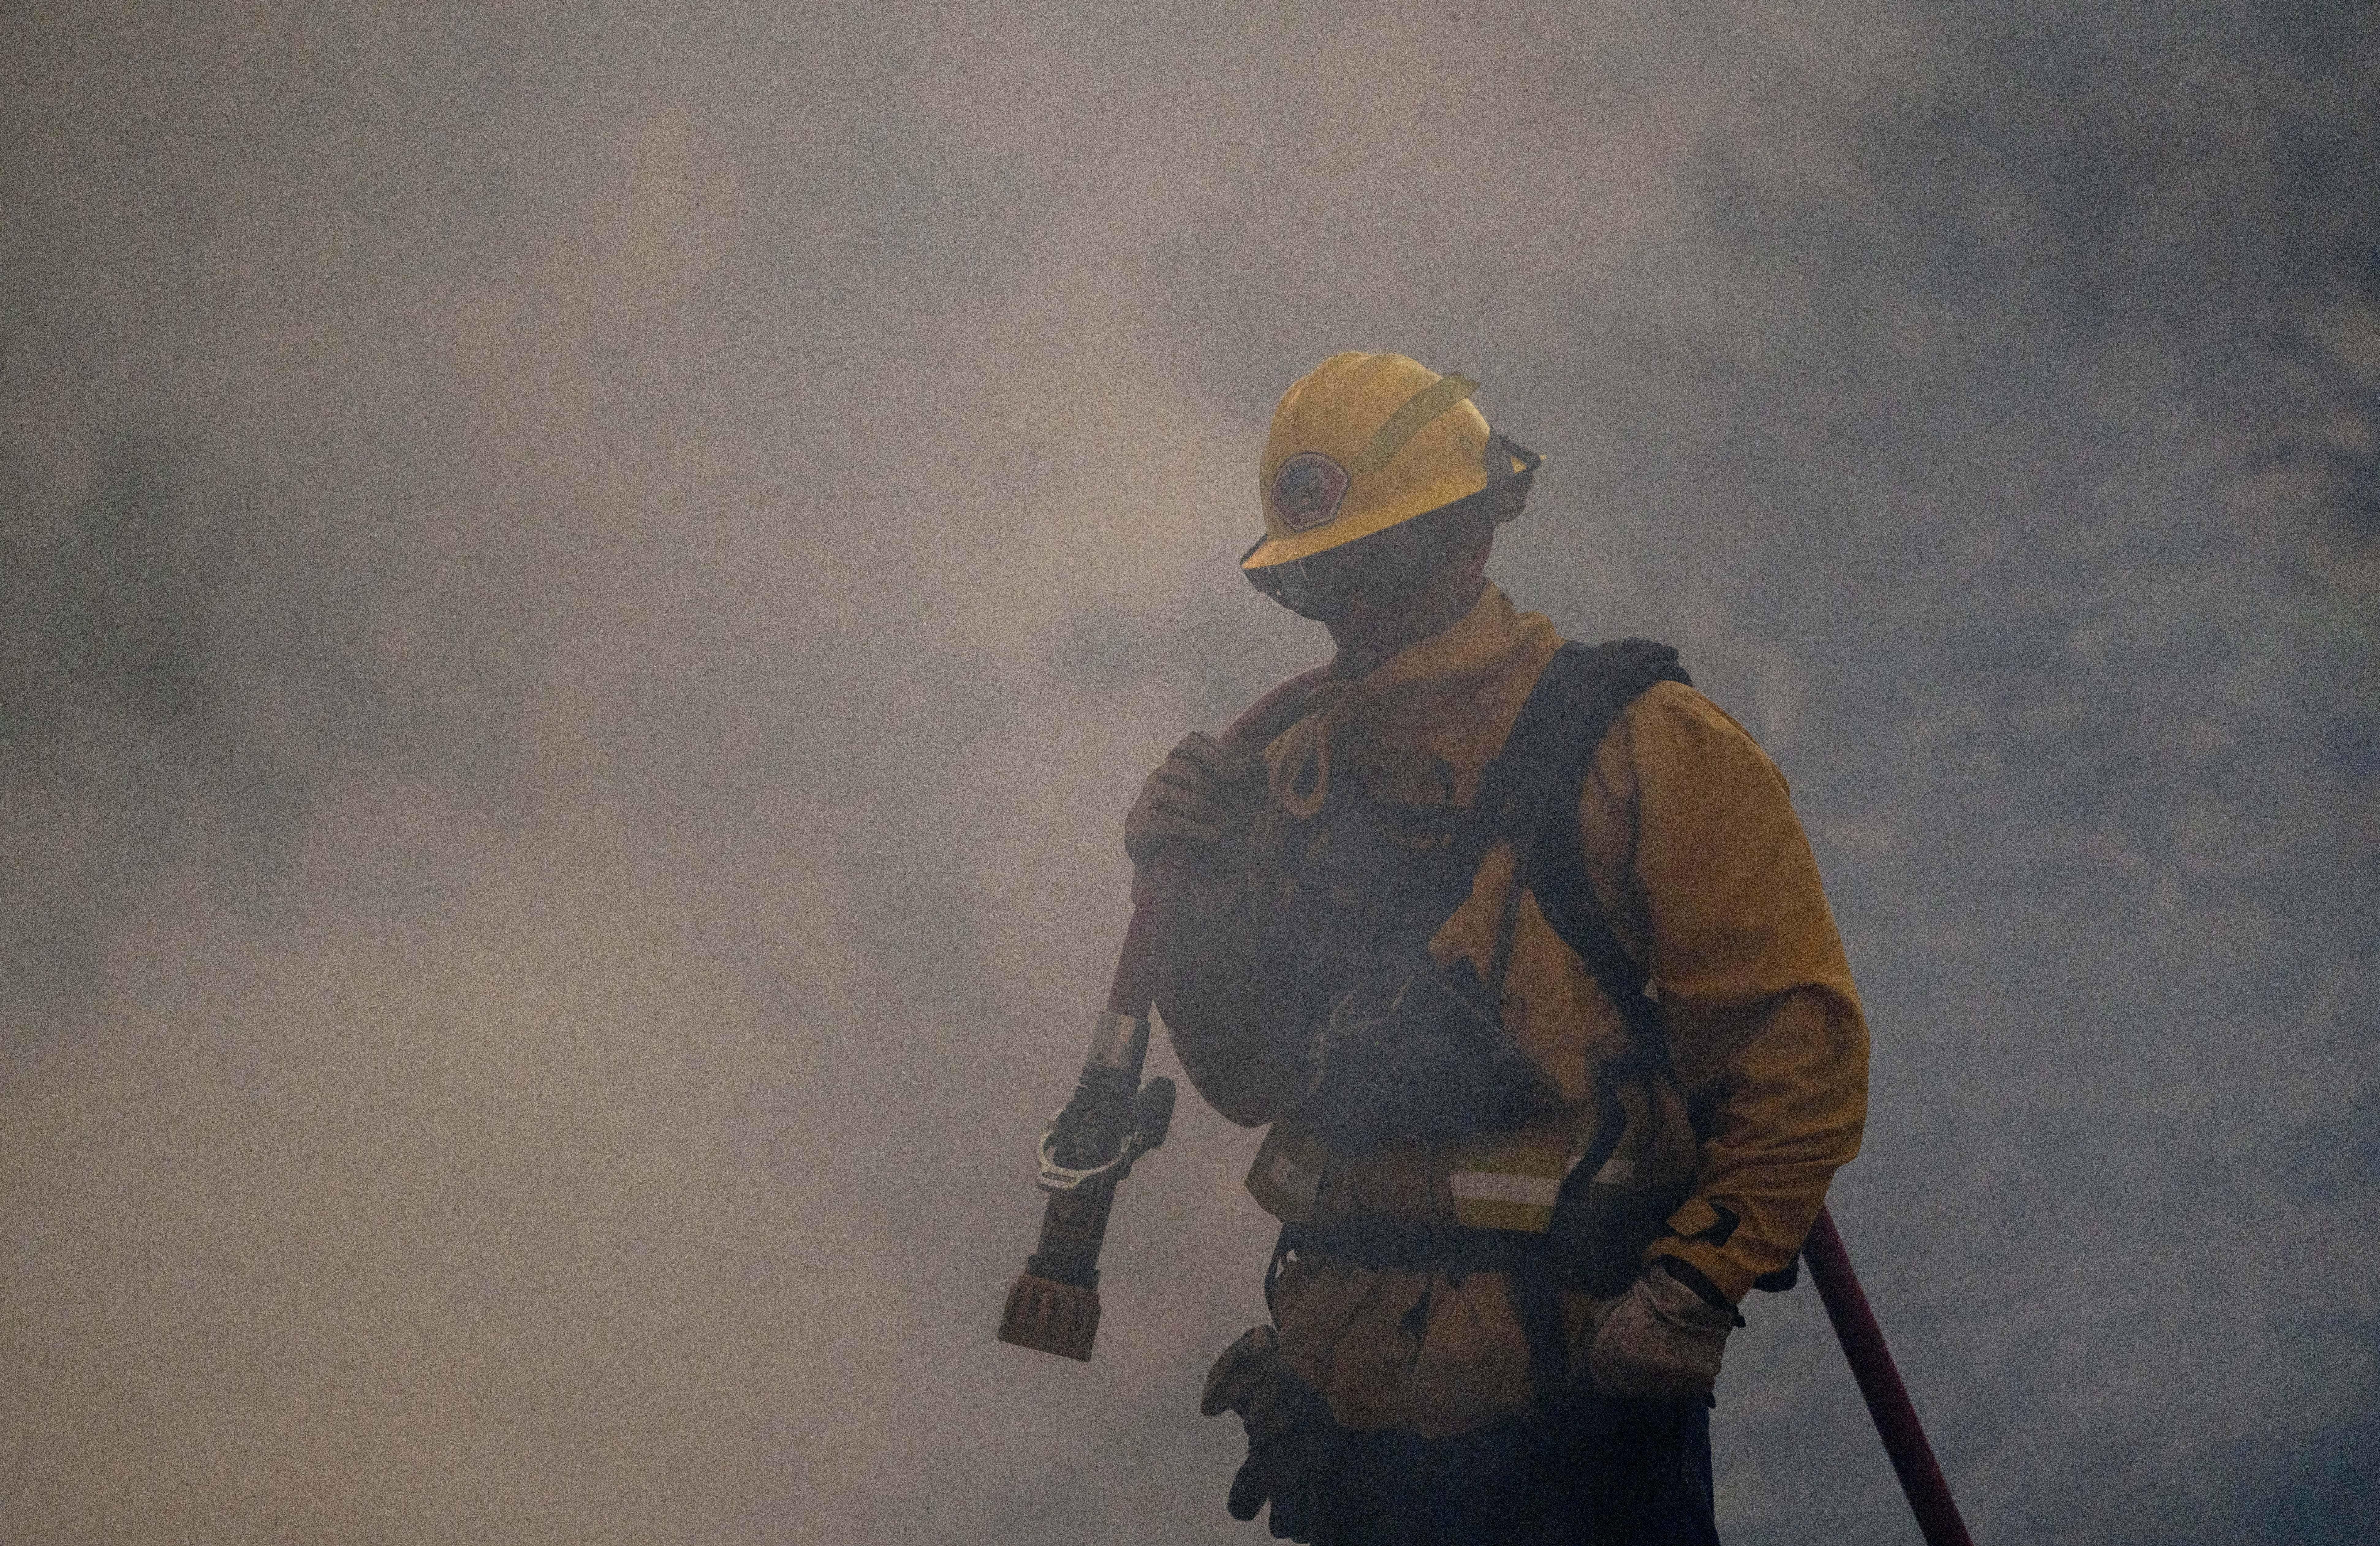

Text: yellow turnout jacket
xmin=1159 ymin=584 xmax=1869 ymax=1437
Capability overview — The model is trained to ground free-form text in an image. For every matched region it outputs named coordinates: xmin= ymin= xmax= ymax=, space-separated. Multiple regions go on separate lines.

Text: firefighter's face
xmin=1323 ymin=525 xmax=1495 ymax=676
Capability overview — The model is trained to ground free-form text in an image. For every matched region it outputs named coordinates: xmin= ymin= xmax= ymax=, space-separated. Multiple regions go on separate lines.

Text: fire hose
xmin=995 ymin=668 xmax=1974 ymax=1546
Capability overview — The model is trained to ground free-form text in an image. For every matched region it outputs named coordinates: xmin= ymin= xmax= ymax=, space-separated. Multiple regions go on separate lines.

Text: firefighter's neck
xmin=1325 ymin=534 xmax=1495 ymax=680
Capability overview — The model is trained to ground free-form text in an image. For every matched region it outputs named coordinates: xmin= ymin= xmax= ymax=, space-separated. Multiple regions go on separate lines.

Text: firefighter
xmin=1126 ymin=353 xmax=1870 ymax=1544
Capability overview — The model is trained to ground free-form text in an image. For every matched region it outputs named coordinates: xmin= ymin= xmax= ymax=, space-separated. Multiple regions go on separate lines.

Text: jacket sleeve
xmin=1579 ymin=683 xmax=1870 ymax=1303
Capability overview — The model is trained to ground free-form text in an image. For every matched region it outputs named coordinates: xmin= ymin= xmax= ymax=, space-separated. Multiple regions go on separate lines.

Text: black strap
xmin=1468 ymin=641 xmax=1688 ymax=1061
xmin=1489 ymin=639 xmax=1689 ymax=1004
xmin=1478 ymin=639 xmax=1688 ymax=816
xmin=1476 ymin=641 xmax=1693 ymax=1397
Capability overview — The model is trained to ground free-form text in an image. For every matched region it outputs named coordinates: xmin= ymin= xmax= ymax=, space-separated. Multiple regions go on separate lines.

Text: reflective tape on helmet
xmin=1349 ymin=373 xmax=1480 ymax=474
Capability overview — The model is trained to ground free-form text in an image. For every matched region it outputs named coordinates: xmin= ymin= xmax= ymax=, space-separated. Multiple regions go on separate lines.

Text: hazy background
xmin=3 ymin=2 xmax=2374 ymax=1542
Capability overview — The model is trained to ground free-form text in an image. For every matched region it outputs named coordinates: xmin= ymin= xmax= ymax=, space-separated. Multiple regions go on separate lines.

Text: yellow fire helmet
xmin=1244 ymin=351 xmax=1535 ymax=572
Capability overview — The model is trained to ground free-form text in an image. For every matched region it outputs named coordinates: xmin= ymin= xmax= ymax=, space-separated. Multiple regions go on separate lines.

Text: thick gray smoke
xmin=3 ymin=3 xmax=2372 ymax=1542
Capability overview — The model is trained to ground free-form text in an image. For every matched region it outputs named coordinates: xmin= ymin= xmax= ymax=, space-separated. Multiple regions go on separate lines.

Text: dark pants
xmin=1308 ymin=1394 xmax=1719 ymax=1546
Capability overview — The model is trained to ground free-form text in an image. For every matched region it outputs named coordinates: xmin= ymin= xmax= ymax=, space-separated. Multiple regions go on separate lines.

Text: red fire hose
xmin=1803 ymin=1207 xmax=1976 ymax=1545
xmin=999 ymin=666 xmax=1974 ymax=1546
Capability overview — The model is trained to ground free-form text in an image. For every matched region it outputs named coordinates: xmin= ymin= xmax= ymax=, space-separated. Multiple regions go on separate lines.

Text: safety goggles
xmin=1243 ymin=436 xmax=1539 ymax=621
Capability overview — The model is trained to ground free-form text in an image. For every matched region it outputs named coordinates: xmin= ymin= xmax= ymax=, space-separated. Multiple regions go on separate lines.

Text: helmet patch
xmin=1270 ymin=452 xmax=1350 ymax=532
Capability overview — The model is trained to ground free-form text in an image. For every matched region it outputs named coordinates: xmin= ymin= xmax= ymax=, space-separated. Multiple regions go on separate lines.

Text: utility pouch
xmin=1298 ymin=951 xmax=1555 ymax=1154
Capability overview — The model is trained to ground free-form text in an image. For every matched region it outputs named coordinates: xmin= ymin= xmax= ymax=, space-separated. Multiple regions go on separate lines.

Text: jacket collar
xmin=1275 ymin=584 xmax=1557 ymax=817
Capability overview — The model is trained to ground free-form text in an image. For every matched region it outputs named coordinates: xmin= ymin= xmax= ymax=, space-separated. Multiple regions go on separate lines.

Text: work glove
xmin=1201 ymin=1325 xmax=1333 ymax=1542
xmin=1125 ymin=732 xmax=1268 ymax=871
xmin=1578 ymin=1258 xmax=1743 ymax=1402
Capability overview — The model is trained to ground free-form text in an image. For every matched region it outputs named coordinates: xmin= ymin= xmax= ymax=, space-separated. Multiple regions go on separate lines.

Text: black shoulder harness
xmin=1480 ymin=637 xmax=1690 ymax=1025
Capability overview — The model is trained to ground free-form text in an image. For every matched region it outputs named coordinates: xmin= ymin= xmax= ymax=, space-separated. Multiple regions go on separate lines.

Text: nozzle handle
xmin=1134 ymin=1076 xmax=1176 ymax=1152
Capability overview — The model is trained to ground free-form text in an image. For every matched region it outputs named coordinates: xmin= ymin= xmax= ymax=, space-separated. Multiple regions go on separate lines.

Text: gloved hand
xmin=1201 ymin=1325 xmax=1333 ymax=1542
xmin=1125 ymin=732 xmax=1268 ymax=870
xmin=1579 ymin=1258 xmax=1743 ymax=1401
